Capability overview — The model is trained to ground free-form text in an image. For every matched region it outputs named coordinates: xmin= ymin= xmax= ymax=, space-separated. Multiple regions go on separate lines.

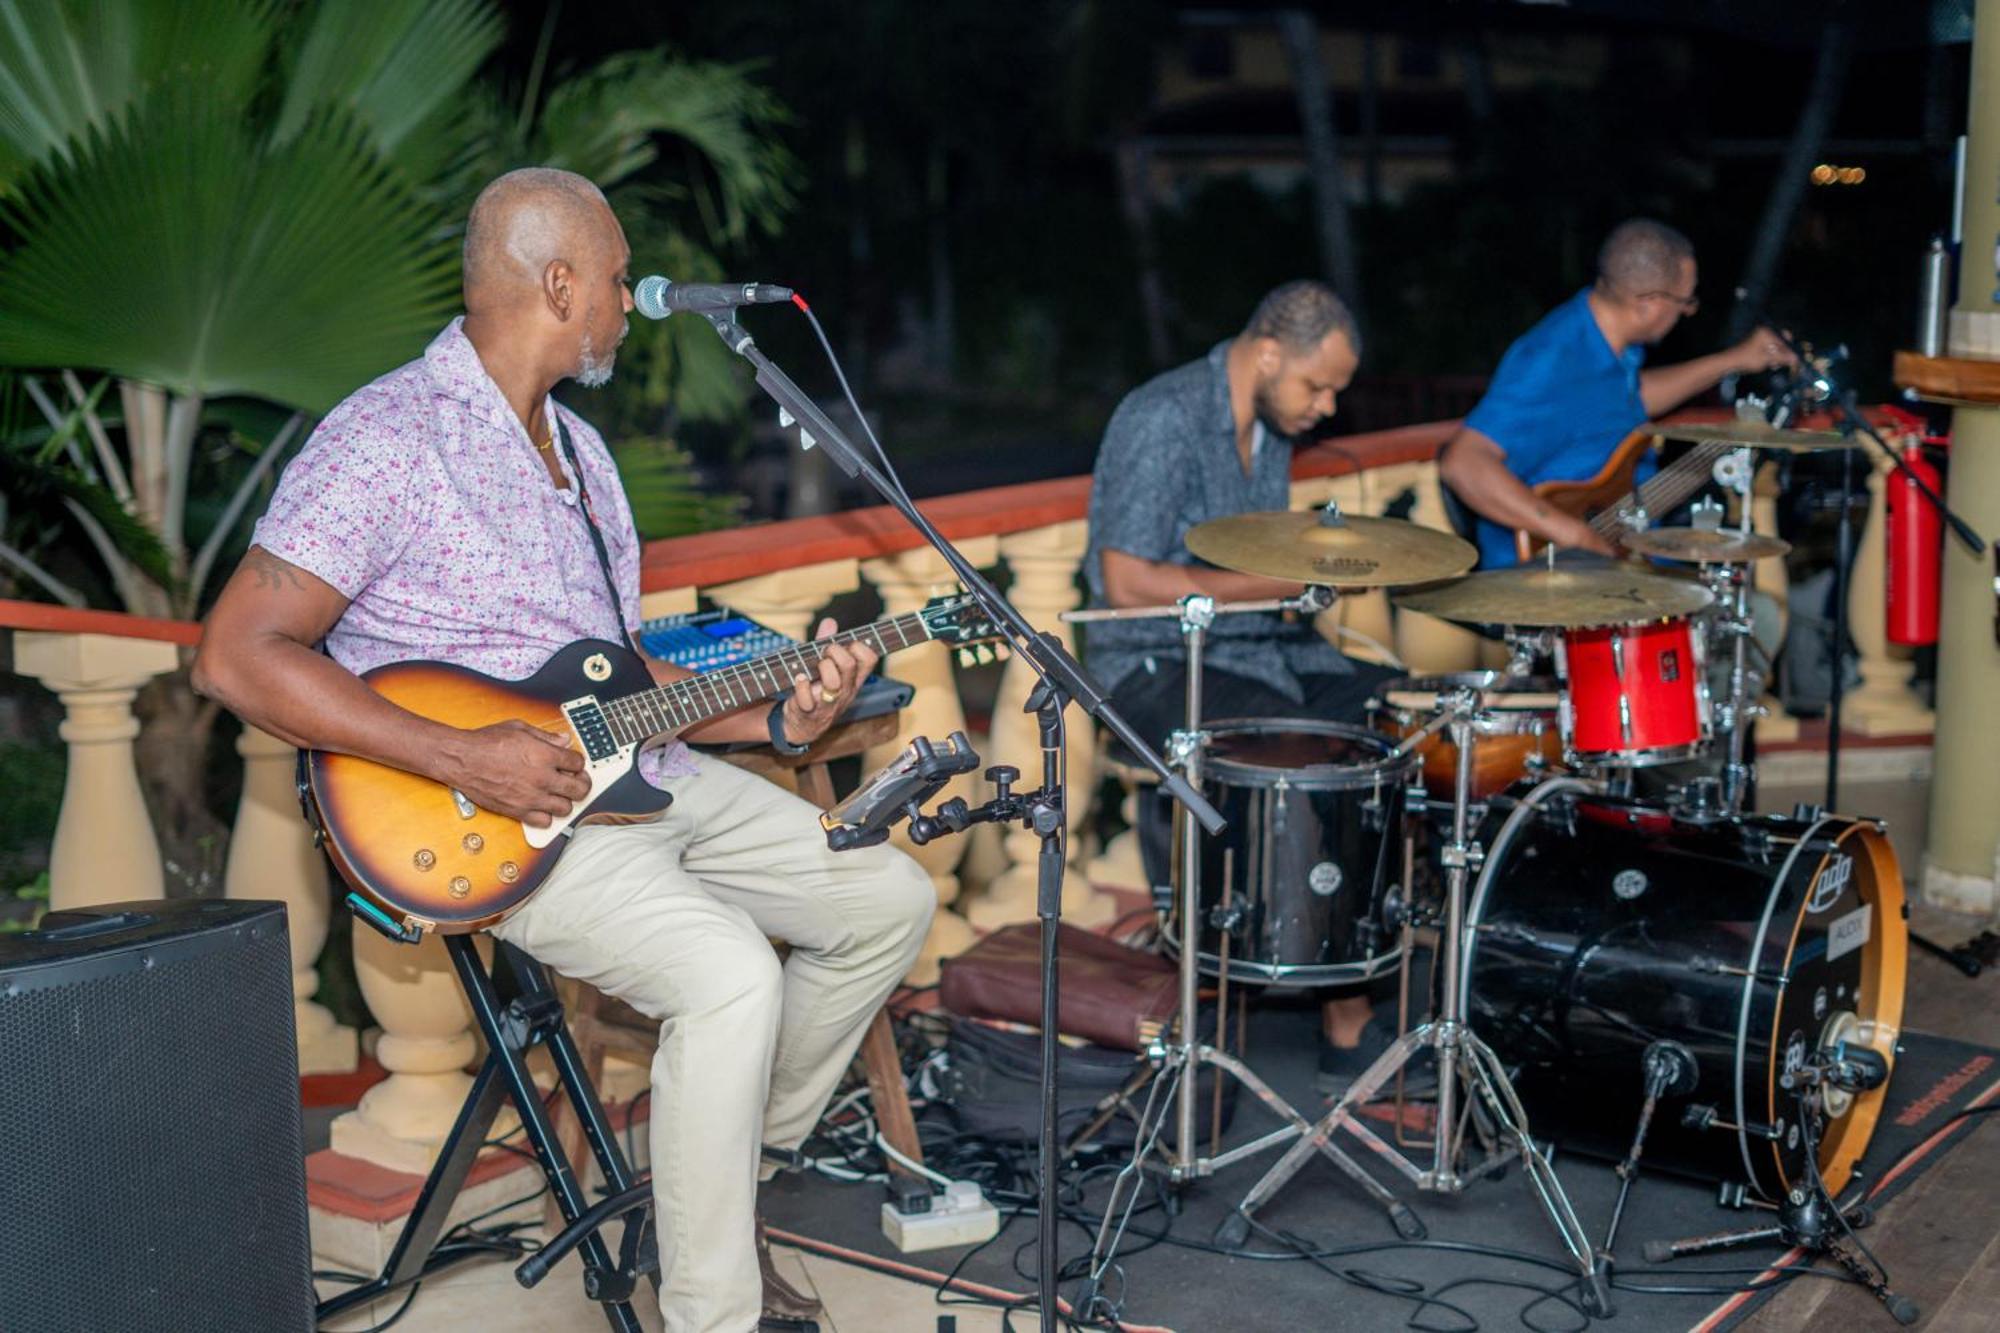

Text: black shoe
xmin=1315 ymin=1021 xmax=1436 ymax=1098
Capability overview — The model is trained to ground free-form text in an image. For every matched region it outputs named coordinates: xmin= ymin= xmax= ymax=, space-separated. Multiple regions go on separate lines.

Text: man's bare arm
xmin=1100 ymin=548 xmax=1302 ymax=607
xmin=192 ymin=546 xmax=588 ymax=827
xmin=1640 ymin=326 xmax=1795 ymax=418
xmin=1437 ymin=428 xmax=1615 ymax=556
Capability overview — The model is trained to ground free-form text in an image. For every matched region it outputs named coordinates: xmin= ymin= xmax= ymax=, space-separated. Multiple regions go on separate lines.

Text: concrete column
xmin=13 ymin=632 xmax=179 ymax=910
xmin=1847 ymin=433 xmax=1936 ymax=736
xmin=1923 ymin=2 xmax=2000 ymax=915
xmin=970 ymin=522 xmax=1114 ymax=930
xmin=856 ymin=544 xmax=991 ymax=980
xmin=225 ymin=726 xmax=357 ymax=1074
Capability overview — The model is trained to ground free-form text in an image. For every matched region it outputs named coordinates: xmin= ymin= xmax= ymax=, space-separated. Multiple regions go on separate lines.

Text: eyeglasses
xmin=1634 ymin=289 xmax=1700 ymax=315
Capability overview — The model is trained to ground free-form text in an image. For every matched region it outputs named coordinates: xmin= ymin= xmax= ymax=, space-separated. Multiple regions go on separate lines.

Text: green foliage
xmin=0 ymin=94 xmax=460 ymax=414
xmin=610 ymin=435 xmax=745 ymax=540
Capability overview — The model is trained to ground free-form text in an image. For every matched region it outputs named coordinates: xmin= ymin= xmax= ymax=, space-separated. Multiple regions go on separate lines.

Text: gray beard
xmin=576 ymin=330 xmax=616 ymax=388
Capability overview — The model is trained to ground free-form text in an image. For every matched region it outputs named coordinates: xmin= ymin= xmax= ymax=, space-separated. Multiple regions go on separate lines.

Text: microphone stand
xmin=697 ymin=309 xmax=1225 ymax=1331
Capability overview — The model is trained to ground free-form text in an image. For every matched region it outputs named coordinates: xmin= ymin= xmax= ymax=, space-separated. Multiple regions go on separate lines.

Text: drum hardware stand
xmin=1645 ymin=1042 xmax=1919 ymax=1325
xmin=1066 ymin=589 xmax=1426 ymax=1322
xmin=1585 ymin=1039 xmax=1699 ymax=1311
xmin=1213 ymin=689 xmax=1611 ymax=1317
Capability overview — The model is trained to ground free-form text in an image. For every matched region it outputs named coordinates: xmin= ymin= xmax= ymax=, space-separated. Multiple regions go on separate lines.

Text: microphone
xmin=632 ymin=275 xmax=794 ymax=319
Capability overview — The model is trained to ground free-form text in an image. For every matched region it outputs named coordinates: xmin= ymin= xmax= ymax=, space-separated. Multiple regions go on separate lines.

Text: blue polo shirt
xmin=1462 ymin=288 xmax=1651 ymax=569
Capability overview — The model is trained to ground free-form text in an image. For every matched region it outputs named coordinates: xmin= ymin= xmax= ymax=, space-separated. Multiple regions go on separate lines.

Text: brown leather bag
xmin=938 ymin=923 xmax=1178 ymax=1052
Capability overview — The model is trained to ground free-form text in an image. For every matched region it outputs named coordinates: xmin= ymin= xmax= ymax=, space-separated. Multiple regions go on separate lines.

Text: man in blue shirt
xmin=1440 ymin=219 xmax=1793 ymax=567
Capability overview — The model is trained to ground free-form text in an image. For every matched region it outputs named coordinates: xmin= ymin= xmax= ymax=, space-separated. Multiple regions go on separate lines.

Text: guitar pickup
xmin=561 ymin=697 xmax=620 ymax=763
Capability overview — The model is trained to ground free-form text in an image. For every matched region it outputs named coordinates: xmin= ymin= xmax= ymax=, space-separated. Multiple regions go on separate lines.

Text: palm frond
xmin=0 ymin=94 xmax=460 ymax=413
xmin=608 ymin=436 xmax=744 ymax=540
xmin=0 ymin=447 xmax=172 ymax=589
xmin=273 ymin=0 xmax=504 ymax=160
xmin=534 ymin=52 xmax=795 ymax=244
xmin=0 ymin=0 xmax=274 ymax=192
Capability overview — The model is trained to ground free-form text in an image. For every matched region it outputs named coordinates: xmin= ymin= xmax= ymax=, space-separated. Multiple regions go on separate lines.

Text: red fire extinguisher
xmin=1886 ymin=440 xmax=1943 ymax=646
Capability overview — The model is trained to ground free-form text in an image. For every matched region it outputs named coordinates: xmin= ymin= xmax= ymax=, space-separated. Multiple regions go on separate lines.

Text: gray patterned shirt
xmin=1082 ymin=341 xmax=1355 ymax=703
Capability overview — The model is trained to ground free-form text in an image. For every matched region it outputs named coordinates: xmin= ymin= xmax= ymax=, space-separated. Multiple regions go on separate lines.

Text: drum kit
xmin=1066 ymin=450 xmax=1910 ymax=1314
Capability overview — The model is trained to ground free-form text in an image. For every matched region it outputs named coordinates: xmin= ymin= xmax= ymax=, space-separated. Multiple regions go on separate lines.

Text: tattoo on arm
xmin=243 ymin=548 xmax=308 ymax=592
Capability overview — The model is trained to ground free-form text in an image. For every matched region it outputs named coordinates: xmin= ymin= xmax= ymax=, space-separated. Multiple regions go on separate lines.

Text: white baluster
xmin=226 ymin=726 xmax=357 ymax=1074
xmin=13 ymin=632 xmax=179 ymax=910
xmin=858 ymin=543 xmax=993 ymax=981
xmin=968 ymin=522 xmax=1113 ymax=930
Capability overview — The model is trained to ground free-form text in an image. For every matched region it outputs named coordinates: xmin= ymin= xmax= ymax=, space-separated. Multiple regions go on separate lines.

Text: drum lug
xmin=1440 ymin=842 xmax=1485 ymax=872
xmin=1689 ymin=953 xmax=1788 ymax=987
xmin=1206 ymin=901 xmax=1250 ymax=936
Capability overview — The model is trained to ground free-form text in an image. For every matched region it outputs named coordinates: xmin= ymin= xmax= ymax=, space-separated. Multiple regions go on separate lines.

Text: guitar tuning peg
xmin=992 ymin=643 xmax=1010 ymax=662
xmin=778 ymin=407 xmax=795 ymax=429
xmin=956 ymin=648 xmax=975 ymax=667
xmin=975 ymin=644 xmax=995 ymax=665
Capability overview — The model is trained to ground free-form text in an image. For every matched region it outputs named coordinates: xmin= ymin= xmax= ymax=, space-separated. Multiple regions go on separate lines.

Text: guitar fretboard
xmin=598 ymin=610 xmax=937 ymax=746
xmin=1589 ymin=439 xmax=1736 ymax=538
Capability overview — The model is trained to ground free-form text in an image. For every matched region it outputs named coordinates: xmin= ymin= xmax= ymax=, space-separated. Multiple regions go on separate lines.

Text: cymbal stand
xmin=1065 ymin=590 xmax=1422 ymax=1320
xmin=1213 ymin=688 xmax=1610 ymax=1316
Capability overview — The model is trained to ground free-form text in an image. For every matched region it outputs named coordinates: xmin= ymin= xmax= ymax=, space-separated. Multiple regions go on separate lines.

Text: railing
xmin=0 ymin=411 xmax=1933 ymax=1177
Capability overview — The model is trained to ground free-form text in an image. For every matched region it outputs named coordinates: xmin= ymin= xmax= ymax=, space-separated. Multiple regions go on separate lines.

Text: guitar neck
xmin=598 ymin=611 xmax=937 ymax=746
xmin=1588 ymin=440 xmax=1733 ymax=536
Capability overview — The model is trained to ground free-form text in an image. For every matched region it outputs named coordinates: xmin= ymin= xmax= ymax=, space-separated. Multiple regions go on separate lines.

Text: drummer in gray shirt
xmin=1083 ymin=280 xmax=1409 ymax=1093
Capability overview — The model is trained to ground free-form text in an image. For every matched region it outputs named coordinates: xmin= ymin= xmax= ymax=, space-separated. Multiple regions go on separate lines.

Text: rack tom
xmin=1557 ymin=616 xmax=1711 ymax=766
xmin=1370 ymin=672 xmax=1562 ymax=800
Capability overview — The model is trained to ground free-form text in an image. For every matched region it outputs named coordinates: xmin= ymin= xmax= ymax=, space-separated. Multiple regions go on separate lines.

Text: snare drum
xmin=1556 ymin=617 xmax=1711 ymax=766
xmin=1167 ymin=719 xmax=1415 ymax=987
xmin=1370 ymin=671 xmax=1562 ymax=799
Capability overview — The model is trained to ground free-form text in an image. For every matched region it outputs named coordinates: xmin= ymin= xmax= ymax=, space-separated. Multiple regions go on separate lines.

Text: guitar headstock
xmin=919 ymin=593 xmax=1009 ymax=666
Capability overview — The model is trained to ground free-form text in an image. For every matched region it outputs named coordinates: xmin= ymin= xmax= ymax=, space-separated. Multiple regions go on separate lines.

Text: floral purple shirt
xmin=253 ymin=317 xmax=696 ymax=779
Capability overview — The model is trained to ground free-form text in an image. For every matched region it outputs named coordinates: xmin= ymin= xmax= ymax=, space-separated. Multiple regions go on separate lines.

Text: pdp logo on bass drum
xmin=1807 ymin=853 xmax=1854 ymax=914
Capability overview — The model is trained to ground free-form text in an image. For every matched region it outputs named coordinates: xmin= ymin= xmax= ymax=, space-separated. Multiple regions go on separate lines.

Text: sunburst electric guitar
xmin=305 ymin=594 xmax=1000 ymax=936
xmin=1513 ymin=427 xmax=1747 ymax=562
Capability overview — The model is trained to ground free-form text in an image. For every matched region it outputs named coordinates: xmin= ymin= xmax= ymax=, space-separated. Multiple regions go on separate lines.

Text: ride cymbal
xmin=1653 ymin=421 xmax=1856 ymax=451
xmin=1623 ymin=527 xmax=1792 ymax=563
xmin=1186 ymin=508 xmax=1476 ymax=588
xmin=1393 ymin=566 xmax=1715 ymax=628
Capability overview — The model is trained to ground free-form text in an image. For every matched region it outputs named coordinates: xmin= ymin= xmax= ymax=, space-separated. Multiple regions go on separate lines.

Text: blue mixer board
xmin=637 ymin=608 xmax=914 ymax=724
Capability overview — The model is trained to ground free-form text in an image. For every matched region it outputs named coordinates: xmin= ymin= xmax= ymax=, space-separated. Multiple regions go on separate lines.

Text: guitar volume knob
xmin=448 ymin=876 xmax=472 ymax=899
xmin=497 ymin=861 xmax=519 ymax=883
xmin=412 ymin=849 xmax=436 ymax=871
xmin=462 ymin=833 xmax=484 ymax=853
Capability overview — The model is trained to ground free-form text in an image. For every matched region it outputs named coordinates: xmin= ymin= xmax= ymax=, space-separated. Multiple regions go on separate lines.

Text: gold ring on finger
xmin=818 ymin=686 xmax=840 ymax=705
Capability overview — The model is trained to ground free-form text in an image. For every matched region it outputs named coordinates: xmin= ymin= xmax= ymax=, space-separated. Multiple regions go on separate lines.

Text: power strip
xmin=880 ymin=1180 xmax=1000 ymax=1252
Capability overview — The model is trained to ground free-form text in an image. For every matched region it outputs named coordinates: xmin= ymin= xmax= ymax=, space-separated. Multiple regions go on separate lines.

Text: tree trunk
xmin=1115 ymin=140 xmax=1173 ymax=367
xmin=135 ymin=667 xmax=228 ymax=898
xmin=1277 ymin=9 xmax=1365 ymax=333
xmin=1729 ymin=20 xmax=1855 ymax=340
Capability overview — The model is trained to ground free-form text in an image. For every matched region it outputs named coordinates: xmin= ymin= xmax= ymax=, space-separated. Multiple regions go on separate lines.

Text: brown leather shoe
xmin=756 ymin=1214 xmax=823 ymax=1325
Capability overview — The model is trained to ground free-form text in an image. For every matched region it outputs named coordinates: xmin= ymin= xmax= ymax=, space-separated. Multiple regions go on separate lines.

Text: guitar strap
xmin=553 ymin=412 xmax=638 ymax=651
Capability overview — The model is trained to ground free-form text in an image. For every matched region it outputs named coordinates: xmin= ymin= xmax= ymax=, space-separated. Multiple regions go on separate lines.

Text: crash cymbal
xmin=1623 ymin=527 xmax=1792 ymax=563
xmin=1186 ymin=508 xmax=1477 ymax=588
xmin=1653 ymin=420 xmax=1856 ymax=451
xmin=1393 ymin=566 xmax=1715 ymax=628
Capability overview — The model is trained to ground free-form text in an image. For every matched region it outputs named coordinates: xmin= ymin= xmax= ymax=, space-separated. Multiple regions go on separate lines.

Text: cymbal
xmin=1623 ymin=527 xmax=1792 ymax=563
xmin=1186 ymin=509 xmax=1477 ymax=588
xmin=1393 ymin=566 xmax=1715 ymax=628
xmin=1653 ymin=420 xmax=1856 ymax=451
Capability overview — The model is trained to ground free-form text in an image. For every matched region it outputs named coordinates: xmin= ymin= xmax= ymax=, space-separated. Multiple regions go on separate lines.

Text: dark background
xmin=495 ymin=0 xmax=1972 ymax=507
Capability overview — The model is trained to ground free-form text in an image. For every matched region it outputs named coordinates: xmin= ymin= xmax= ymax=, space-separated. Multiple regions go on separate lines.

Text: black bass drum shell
xmin=1462 ymin=779 xmax=1906 ymax=1199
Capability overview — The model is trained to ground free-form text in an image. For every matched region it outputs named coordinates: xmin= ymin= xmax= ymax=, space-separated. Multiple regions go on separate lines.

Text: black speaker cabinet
xmin=0 ymin=898 xmax=313 ymax=1332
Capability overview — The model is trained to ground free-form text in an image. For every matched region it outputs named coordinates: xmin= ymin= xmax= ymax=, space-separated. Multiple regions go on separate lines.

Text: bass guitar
xmin=1513 ymin=427 xmax=1741 ymax=563
xmin=305 ymin=594 xmax=1000 ymax=935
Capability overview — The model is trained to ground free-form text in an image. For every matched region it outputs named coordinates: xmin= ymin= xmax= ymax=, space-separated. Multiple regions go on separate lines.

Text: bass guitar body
xmin=307 ymin=639 xmax=666 ymax=934
xmin=1512 ymin=428 xmax=1656 ymax=563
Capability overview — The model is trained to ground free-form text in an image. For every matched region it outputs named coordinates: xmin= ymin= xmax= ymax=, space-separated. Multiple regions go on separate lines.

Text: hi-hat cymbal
xmin=1186 ymin=509 xmax=1477 ymax=588
xmin=1623 ymin=527 xmax=1792 ymax=563
xmin=1654 ymin=421 xmax=1856 ymax=451
xmin=1393 ymin=566 xmax=1715 ymax=628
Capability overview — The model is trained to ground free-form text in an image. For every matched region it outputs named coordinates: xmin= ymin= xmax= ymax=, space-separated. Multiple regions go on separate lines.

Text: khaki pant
xmin=492 ymin=752 xmax=935 ymax=1332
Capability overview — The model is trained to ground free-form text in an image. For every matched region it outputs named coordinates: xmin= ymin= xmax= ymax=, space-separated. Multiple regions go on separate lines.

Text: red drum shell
xmin=1558 ymin=617 xmax=1710 ymax=765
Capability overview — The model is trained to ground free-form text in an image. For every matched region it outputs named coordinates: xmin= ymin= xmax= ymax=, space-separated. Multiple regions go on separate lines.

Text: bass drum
xmin=1463 ymin=780 xmax=1906 ymax=1199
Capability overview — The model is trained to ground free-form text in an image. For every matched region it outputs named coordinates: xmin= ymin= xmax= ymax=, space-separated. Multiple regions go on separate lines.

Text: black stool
xmin=316 ymin=929 xmax=657 ymax=1332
